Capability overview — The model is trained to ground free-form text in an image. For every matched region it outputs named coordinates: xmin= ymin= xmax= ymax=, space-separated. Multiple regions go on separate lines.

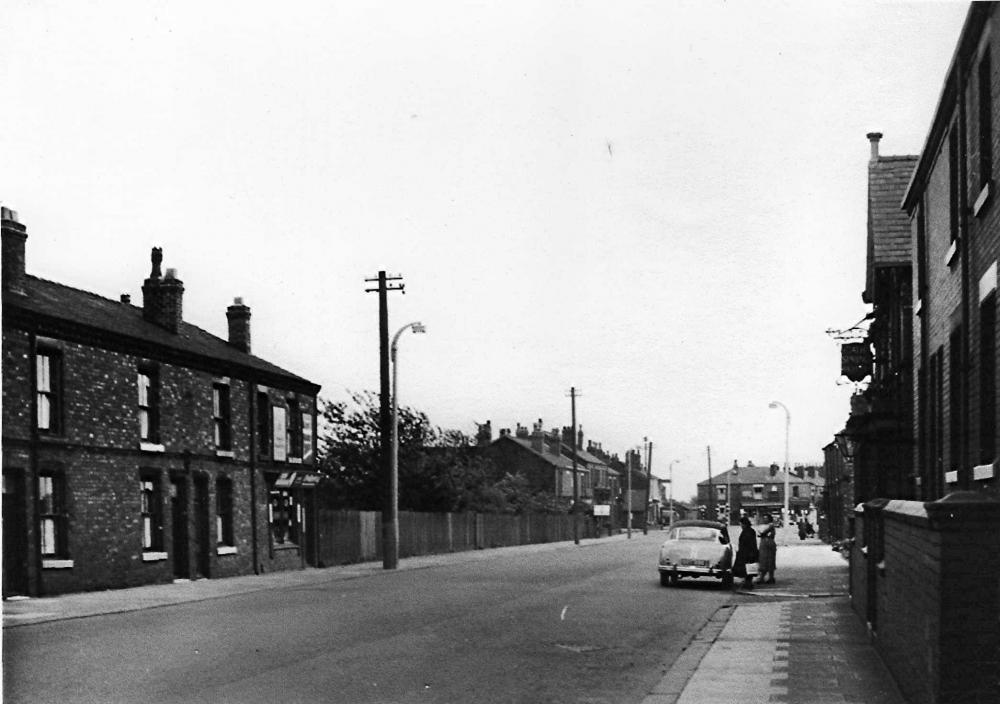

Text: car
xmin=657 ymin=519 xmax=735 ymax=588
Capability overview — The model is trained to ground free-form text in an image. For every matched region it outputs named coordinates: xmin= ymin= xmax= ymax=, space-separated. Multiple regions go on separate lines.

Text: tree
xmin=317 ymin=391 xmax=567 ymax=514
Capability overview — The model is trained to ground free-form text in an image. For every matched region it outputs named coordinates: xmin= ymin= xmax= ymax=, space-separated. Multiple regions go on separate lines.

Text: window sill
xmin=974 ymin=181 xmax=992 ymax=217
xmin=42 ymin=559 xmax=74 ymax=569
xmin=914 ymin=298 xmax=923 ymax=316
xmin=945 ymin=239 xmax=959 ymax=267
xmin=973 ymin=463 xmax=996 ymax=481
xmin=272 ymin=543 xmax=300 ymax=552
xmin=945 ymin=469 xmax=959 ymax=484
xmin=140 ymin=442 xmax=165 ymax=453
xmin=215 ymin=450 xmax=235 ymax=459
xmin=288 ymin=457 xmax=302 ymax=465
xmin=216 ymin=546 xmax=238 ymax=556
xmin=142 ymin=551 xmax=168 ymax=562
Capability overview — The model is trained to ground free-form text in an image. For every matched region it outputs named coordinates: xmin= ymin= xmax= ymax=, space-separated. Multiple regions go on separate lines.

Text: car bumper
xmin=658 ymin=564 xmax=728 ymax=578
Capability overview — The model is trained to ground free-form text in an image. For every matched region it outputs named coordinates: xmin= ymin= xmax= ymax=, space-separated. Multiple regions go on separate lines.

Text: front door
xmin=193 ymin=474 xmax=211 ymax=578
xmin=2 ymin=471 xmax=29 ymax=596
xmin=171 ymin=476 xmax=189 ymax=579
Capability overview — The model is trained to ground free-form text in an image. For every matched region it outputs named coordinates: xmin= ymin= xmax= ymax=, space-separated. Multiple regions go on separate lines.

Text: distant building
xmin=2 ymin=208 xmax=321 ymax=597
xmin=696 ymin=461 xmax=823 ymax=523
xmin=487 ymin=420 xmax=589 ymax=502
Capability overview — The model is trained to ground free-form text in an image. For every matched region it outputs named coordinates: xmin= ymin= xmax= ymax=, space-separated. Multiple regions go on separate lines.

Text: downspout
xmin=957 ymin=62 xmax=973 ymax=491
xmin=28 ymin=331 xmax=41 ymax=596
xmin=249 ymin=383 xmax=259 ymax=574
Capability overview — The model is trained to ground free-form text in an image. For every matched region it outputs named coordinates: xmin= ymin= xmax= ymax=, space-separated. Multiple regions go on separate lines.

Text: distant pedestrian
xmin=797 ymin=518 xmax=808 ymax=541
xmin=757 ymin=514 xmax=776 ymax=585
xmin=732 ymin=516 xmax=759 ymax=590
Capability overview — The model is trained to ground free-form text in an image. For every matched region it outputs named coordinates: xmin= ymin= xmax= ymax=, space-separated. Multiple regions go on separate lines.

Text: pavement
xmin=3 ymin=528 xmax=906 ymax=704
xmin=642 ymin=526 xmax=906 ymax=704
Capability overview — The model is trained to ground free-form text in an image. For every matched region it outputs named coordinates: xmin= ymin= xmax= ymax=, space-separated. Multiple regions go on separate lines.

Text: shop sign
xmin=841 ymin=342 xmax=872 ymax=382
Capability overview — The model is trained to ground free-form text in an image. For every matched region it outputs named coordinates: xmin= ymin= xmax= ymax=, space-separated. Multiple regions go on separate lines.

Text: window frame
xmin=137 ymin=364 xmax=161 ymax=443
xmin=268 ymin=481 xmax=299 ymax=547
xmin=216 ymin=476 xmax=234 ymax=547
xmin=35 ymin=348 xmax=63 ymax=434
xmin=139 ymin=472 xmax=164 ymax=552
xmin=287 ymin=398 xmax=303 ymax=459
xmin=979 ymin=47 xmax=993 ymax=190
xmin=38 ymin=471 xmax=68 ymax=558
xmin=213 ymin=382 xmax=232 ymax=451
xmin=981 ymin=292 xmax=997 ymax=464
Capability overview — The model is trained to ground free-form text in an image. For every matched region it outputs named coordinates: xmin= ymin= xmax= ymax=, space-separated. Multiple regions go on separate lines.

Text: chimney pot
xmin=120 ymin=293 xmax=131 ymax=304
xmin=142 ymin=249 xmax=183 ymax=333
xmin=866 ymin=131 xmax=883 ymax=161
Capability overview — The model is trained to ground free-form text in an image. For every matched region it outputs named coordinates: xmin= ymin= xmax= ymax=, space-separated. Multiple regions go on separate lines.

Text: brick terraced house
xmin=2 ymin=207 xmax=321 ymax=596
xmin=901 ymin=2 xmax=999 ymax=499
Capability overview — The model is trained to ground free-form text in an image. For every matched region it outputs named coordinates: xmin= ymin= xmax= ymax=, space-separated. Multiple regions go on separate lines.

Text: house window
xmin=140 ymin=474 xmax=164 ymax=551
xmin=980 ymin=48 xmax=993 ymax=188
xmin=770 ymin=485 xmax=779 ymax=494
xmin=753 ymin=484 xmax=764 ymax=500
xmin=36 ymin=349 xmax=62 ymax=433
xmin=981 ymin=292 xmax=997 ymax=463
xmin=716 ymin=486 xmax=727 ymax=500
xmin=288 ymin=399 xmax=302 ymax=458
xmin=216 ymin=477 xmax=234 ymax=546
xmin=138 ymin=366 xmax=160 ymax=442
xmin=268 ymin=484 xmax=298 ymax=546
xmin=213 ymin=383 xmax=232 ymax=450
xmin=792 ymin=486 xmax=800 ymax=499
xmin=949 ymin=327 xmax=963 ymax=471
xmin=39 ymin=473 xmax=68 ymax=557
xmin=272 ymin=406 xmax=287 ymax=462
xmin=256 ymin=392 xmax=271 ymax=458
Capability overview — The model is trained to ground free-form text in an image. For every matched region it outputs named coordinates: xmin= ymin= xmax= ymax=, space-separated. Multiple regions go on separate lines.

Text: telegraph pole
xmin=706 ymin=445 xmax=714 ymax=520
xmin=567 ymin=387 xmax=581 ymax=545
xmin=365 ymin=271 xmax=404 ymax=569
xmin=626 ymin=449 xmax=633 ymax=539
xmin=643 ymin=439 xmax=653 ymax=535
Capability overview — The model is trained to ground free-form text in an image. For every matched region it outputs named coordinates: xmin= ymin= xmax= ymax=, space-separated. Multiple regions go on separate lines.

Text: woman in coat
xmin=757 ymin=513 xmax=777 ymax=584
xmin=733 ymin=516 xmax=759 ymax=590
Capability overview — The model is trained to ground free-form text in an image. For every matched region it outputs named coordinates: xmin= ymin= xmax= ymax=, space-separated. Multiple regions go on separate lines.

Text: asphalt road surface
xmin=4 ymin=533 xmax=736 ymax=704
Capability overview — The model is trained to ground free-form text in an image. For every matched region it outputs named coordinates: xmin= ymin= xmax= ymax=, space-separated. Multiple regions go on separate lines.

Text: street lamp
xmin=769 ymin=401 xmax=791 ymax=528
xmin=668 ymin=460 xmax=680 ymax=527
xmin=387 ymin=321 xmax=426 ymax=569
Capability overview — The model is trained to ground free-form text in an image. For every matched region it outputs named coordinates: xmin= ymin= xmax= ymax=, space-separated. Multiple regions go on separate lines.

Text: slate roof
xmin=496 ymin=436 xmax=584 ymax=472
xmin=4 ymin=275 xmax=319 ymax=391
xmin=865 ymin=154 xmax=919 ymax=301
xmin=697 ymin=465 xmax=824 ymax=487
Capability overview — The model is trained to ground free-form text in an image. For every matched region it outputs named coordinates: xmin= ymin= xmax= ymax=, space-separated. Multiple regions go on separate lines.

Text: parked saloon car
xmin=658 ymin=519 xmax=734 ymax=588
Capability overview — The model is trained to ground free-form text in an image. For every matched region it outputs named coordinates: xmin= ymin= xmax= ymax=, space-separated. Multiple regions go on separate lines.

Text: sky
xmin=2 ymin=1 xmax=973 ymax=503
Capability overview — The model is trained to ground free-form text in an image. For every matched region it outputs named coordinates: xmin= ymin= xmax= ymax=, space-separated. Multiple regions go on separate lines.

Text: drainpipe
xmin=249 ymin=382 xmax=259 ymax=574
xmin=957 ymin=62 xmax=972 ymax=491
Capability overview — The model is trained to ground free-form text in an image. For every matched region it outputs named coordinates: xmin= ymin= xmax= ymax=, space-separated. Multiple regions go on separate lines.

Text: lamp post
xmin=668 ymin=460 xmax=679 ymax=527
xmin=387 ymin=321 xmax=426 ymax=569
xmin=769 ymin=401 xmax=791 ymax=529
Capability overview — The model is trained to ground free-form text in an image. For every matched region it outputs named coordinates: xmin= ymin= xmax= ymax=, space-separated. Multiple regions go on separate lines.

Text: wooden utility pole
xmin=706 ymin=445 xmax=714 ymax=520
xmin=626 ymin=449 xmax=633 ymax=539
xmin=365 ymin=271 xmax=404 ymax=570
xmin=643 ymin=439 xmax=653 ymax=535
xmin=568 ymin=387 xmax=580 ymax=545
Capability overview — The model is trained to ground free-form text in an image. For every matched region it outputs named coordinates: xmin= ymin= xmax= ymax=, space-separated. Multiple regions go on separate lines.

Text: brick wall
xmin=851 ymin=494 xmax=1000 ymax=704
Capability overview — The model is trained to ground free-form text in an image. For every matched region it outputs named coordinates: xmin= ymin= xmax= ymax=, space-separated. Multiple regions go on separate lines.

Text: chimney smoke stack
xmin=867 ymin=131 xmax=883 ymax=162
xmin=227 ymin=297 xmax=251 ymax=353
xmin=2 ymin=206 xmax=27 ymax=295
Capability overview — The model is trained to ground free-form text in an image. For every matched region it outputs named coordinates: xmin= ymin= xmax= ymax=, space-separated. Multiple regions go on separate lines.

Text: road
xmin=4 ymin=533 xmax=738 ymax=704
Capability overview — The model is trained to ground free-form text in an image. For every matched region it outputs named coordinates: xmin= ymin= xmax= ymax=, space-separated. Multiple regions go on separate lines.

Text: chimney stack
xmin=226 ymin=297 xmax=251 ymax=353
xmin=867 ymin=131 xmax=883 ymax=162
xmin=2 ymin=207 xmax=27 ymax=295
xmin=142 ymin=249 xmax=184 ymax=333
xmin=530 ymin=419 xmax=544 ymax=453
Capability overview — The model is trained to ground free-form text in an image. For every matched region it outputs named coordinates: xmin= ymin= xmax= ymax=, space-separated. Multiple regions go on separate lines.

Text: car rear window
xmin=674 ymin=527 xmax=721 ymax=541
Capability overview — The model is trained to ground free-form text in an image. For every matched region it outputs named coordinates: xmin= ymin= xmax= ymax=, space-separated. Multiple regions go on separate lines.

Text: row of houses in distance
xmin=696 ymin=461 xmax=824 ymax=525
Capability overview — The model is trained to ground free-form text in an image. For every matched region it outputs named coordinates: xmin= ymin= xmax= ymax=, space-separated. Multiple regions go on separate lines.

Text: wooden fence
xmin=315 ymin=510 xmax=601 ymax=567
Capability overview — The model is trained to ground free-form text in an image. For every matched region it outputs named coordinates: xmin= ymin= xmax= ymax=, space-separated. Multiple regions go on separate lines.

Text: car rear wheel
xmin=722 ymin=573 xmax=734 ymax=589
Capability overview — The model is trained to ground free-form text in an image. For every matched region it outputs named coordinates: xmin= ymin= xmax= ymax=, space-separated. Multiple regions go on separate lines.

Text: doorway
xmin=193 ymin=474 xmax=211 ymax=578
xmin=171 ymin=476 xmax=189 ymax=579
xmin=2 ymin=471 xmax=29 ymax=596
